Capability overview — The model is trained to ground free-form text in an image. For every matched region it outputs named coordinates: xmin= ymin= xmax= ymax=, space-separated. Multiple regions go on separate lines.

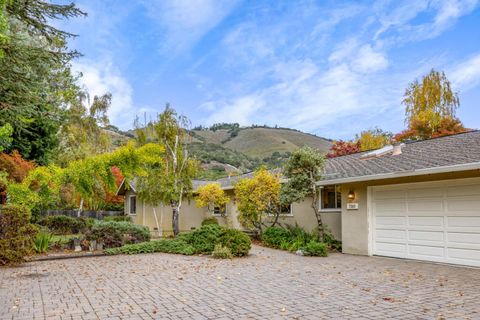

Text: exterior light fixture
xmin=348 ymin=190 xmax=355 ymax=200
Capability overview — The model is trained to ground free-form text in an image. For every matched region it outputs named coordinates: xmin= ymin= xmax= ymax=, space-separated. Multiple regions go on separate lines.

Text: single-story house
xmin=118 ymin=131 xmax=480 ymax=267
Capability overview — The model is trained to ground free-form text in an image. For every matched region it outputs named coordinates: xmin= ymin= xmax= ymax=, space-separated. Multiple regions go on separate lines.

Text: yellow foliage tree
xmin=234 ymin=168 xmax=281 ymax=233
xmin=403 ymin=69 xmax=460 ymax=136
xmin=195 ymin=183 xmax=229 ymax=214
xmin=356 ymin=128 xmax=392 ymax=151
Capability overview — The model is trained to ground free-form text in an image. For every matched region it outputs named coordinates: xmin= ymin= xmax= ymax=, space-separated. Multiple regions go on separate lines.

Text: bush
xmin=38 ymin=215 xmax=87 ymax=235
xmin=107 ymin=224 xmax=252 ymax=257
xmin=212 ymin=244 xmax=232 ymax=259
xmin=201 ymin=217 xmax=218 ymax=226
xmin=0 ymin=204 xmax=38 ymax=265
xmin=104 ymin=215 xmax=132 ymax=223
xmin=262 ymin=227 xmax=291 ymax=248
xmin=302 ymin=241 xmax=328 ymax=257
xmin=178 ymin=224 xmax=222 ymax=253
xmin=262 ymin=226 xmax=328 ymax=257
xmin=217 ymin=228 xmax=251 ymax=257
xmin=86 ymin=221 xmax=150 ymax=248
xmin=105 ymin=239 xmax=195 ymax=256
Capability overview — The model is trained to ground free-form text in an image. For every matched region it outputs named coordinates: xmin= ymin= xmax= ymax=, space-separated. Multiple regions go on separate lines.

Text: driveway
xmin=1 ymin=245 xmax=479 ymax=320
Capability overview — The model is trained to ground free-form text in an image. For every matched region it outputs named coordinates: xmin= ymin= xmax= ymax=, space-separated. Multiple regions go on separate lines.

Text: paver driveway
xmin=1 ymin=245 xmax=480 ymax=320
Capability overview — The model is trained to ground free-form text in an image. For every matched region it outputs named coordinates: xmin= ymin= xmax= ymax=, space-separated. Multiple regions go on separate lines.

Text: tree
xmin=356 ymin=128 xmax=392 ymax=151
xmin=195 ymin=183 xmax=229 ymax=214
xmin=400 ymin=69 xmax=466 ymax=140
xmin=56 ymin=92 xmax=113 ymax=167
xmin=234 ymin=168 xmax=281 ymax=233
xmin=0 ymin=1 xmax=85 ymax=164
xmin=282 ymin=146 xmax=326 ymax=240
xmin=326 ymin=140 xmax=360 ymax=158
xmin=0 ymin=150 xmax=35 ymax=182
xmin=0 ymin=123 xmax=12 ymax=152
xmin=136 ymin=105 xmax=198 ymax=236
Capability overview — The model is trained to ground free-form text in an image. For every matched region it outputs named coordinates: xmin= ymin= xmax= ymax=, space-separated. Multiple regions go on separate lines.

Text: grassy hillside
xmin=193 ymin=127 xmax=331 ymax=158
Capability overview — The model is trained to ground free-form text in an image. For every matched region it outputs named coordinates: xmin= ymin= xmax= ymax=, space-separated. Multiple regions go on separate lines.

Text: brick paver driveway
xmin=1 ymin=245 xmax=480 ymax=320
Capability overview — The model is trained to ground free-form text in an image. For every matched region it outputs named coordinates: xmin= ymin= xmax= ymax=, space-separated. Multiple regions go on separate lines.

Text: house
xmin=118 ymin=131 xmax=480 ymax=267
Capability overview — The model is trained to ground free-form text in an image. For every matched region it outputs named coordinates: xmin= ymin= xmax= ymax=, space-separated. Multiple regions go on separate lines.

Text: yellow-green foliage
xmin=0 ymin=204 xmax=38 ymax=265
xmin=234 ymin=168 xmax=281 ymax=230
xmin=195 ymin=183 xmax=229 ymax=212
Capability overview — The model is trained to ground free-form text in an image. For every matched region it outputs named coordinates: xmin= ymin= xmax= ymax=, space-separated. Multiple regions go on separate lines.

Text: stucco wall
xmin=340 ymin=169 xmax=480 ymax=255
xmin=264 ymin=196 xmax=342 ymax=241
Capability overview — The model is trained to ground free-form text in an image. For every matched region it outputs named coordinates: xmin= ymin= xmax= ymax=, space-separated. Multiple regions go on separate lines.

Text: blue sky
xmin=63 ymin=0 xmax=480 ymax=139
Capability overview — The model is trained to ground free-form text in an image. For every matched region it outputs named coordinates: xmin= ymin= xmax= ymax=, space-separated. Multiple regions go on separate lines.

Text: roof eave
xmin=317 ymin=161 xmax=480 ymax=186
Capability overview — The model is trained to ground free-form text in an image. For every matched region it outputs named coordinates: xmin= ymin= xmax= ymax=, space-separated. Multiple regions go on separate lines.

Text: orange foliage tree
xmin=0 ymin=150 xmax=35 ymax=182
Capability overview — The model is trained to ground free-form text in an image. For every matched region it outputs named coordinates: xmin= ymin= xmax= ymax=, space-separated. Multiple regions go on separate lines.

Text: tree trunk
xmin=312 ymin=191 xmax=325 ymax=240
xmin=77 ymin=198 xmax=84 ymax=217
xmin=171 ymin=201 xmax=180 ymax=236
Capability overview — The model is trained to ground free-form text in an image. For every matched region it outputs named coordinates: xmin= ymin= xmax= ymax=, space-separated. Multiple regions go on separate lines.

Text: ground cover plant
xmin=105 ymin=224 xmax=251 ymax=258
xmin=261 ymin=226 xmax=331 ymax=256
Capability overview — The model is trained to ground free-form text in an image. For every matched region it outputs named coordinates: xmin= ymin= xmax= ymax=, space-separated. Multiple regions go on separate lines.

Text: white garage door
xmin=372 ymin=178 xmax=480 ymax=267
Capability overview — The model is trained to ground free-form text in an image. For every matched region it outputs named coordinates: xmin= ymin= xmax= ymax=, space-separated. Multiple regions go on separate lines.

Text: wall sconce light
xmin=348 ymin=190 xmax=355 ymax=200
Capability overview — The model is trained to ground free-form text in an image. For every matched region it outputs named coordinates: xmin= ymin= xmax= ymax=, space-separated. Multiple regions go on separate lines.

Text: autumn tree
xmin=326 ymin=140 xmax=360 ymax=158
xmin=356 ymin=128 xmax=392 ymax=151
xmin=398 ymin=69 xmax=467 ymax=141
xmin=234 ymin=168 xmax=281 ymax=234
xmin=282 ymin=146 xmax=326 ymax=240
xmin=195 ymin=183 xmax=229 ymax=214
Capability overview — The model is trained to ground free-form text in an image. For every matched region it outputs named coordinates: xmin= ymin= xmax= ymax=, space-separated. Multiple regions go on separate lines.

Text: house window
xmin=321 ymin=185 xmax=341 ymax=210
xmin=212 ymin=204 xmax=227 ymax=216
xmin=279 ymin=203 xmax=292 ymax=216
xmin=129 ymin=196 xmax=136 ymax=215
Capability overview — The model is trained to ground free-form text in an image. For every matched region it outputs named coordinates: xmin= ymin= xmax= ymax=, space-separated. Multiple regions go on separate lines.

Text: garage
xmin=371 ymin=178 xmax=480 ymax=267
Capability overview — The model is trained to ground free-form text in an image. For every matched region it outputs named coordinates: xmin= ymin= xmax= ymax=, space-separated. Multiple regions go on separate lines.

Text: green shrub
xmin=105 ymin=239 xmax=195 ymax=256
xmin=107 ymin=224 xmax=251 ymax=257
xmin=86 ymin=221 xmax=151 ymax=248
xmin=38 ymin=215 xmax=87 ymax=235
xmin=178 ymin=224 xmax=222 ymax=253
xmin=262 ymin=227 xmax=291 ymax=248
xmin=34 ymin=231 xmax=52 ymax=253
xmin=103 ymin=215 xmax=132 ymax=223
xmin=217 ymin=228 xmax=251 ymax=257
xmin=201 ymin=217 xmax=219 ymax=226
xmin=262 ymin=226 xmax=327 ymax=256
xmin=302 ymin=241 xmax=328 ymax=257
xmin=212 ymin=244 xmax=232 ymax=259
xmin=323 ymin=230 xmax=342 ymax=251
xmin=0 ymin=204 xmax=38 ymax=265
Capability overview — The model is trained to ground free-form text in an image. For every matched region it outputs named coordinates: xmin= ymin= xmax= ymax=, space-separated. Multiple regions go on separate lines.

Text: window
xmin=129 ymin=196 xmax=136 ymax=215
xmin=212 ymin=204 xmax=227 ymax=216
xmin=321 ymin=185 xmax=341 ymax=210
xmin=279 ymin=203 xmax=292 ymax=216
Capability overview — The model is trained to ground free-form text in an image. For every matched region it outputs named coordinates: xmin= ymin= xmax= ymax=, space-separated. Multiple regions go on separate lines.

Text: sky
xmin=61 ymin=0 xmax=480 ymax=140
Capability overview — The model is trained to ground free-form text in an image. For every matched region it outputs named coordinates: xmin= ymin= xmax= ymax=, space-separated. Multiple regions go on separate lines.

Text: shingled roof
xmin=322 ymin=130 xmax=480 ymax=184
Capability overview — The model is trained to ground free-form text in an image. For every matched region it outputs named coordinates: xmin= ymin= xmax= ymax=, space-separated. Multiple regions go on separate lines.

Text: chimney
xmin=392 ymin=143 xmax=403 ymax=156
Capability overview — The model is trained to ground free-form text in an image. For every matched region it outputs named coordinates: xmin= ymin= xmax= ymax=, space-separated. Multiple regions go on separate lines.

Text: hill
xmin=192 ymin=126 xmax=331 ymax=158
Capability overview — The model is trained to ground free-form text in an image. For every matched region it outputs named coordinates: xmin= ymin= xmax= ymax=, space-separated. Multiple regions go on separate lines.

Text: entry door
xmin=371 ymin=178 xmax=480 ymax=267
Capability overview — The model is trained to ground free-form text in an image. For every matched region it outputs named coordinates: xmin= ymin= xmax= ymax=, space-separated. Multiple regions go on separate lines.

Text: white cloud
xmin=72 ymin=59 xmax=137 ymax=130
xmin=450 ymin=53 xmax=480 ymax=91
xmin=142 ymin=0 xmax=240 ymax=54
xmin=351 ymin=44 xmax=389 ymax=73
